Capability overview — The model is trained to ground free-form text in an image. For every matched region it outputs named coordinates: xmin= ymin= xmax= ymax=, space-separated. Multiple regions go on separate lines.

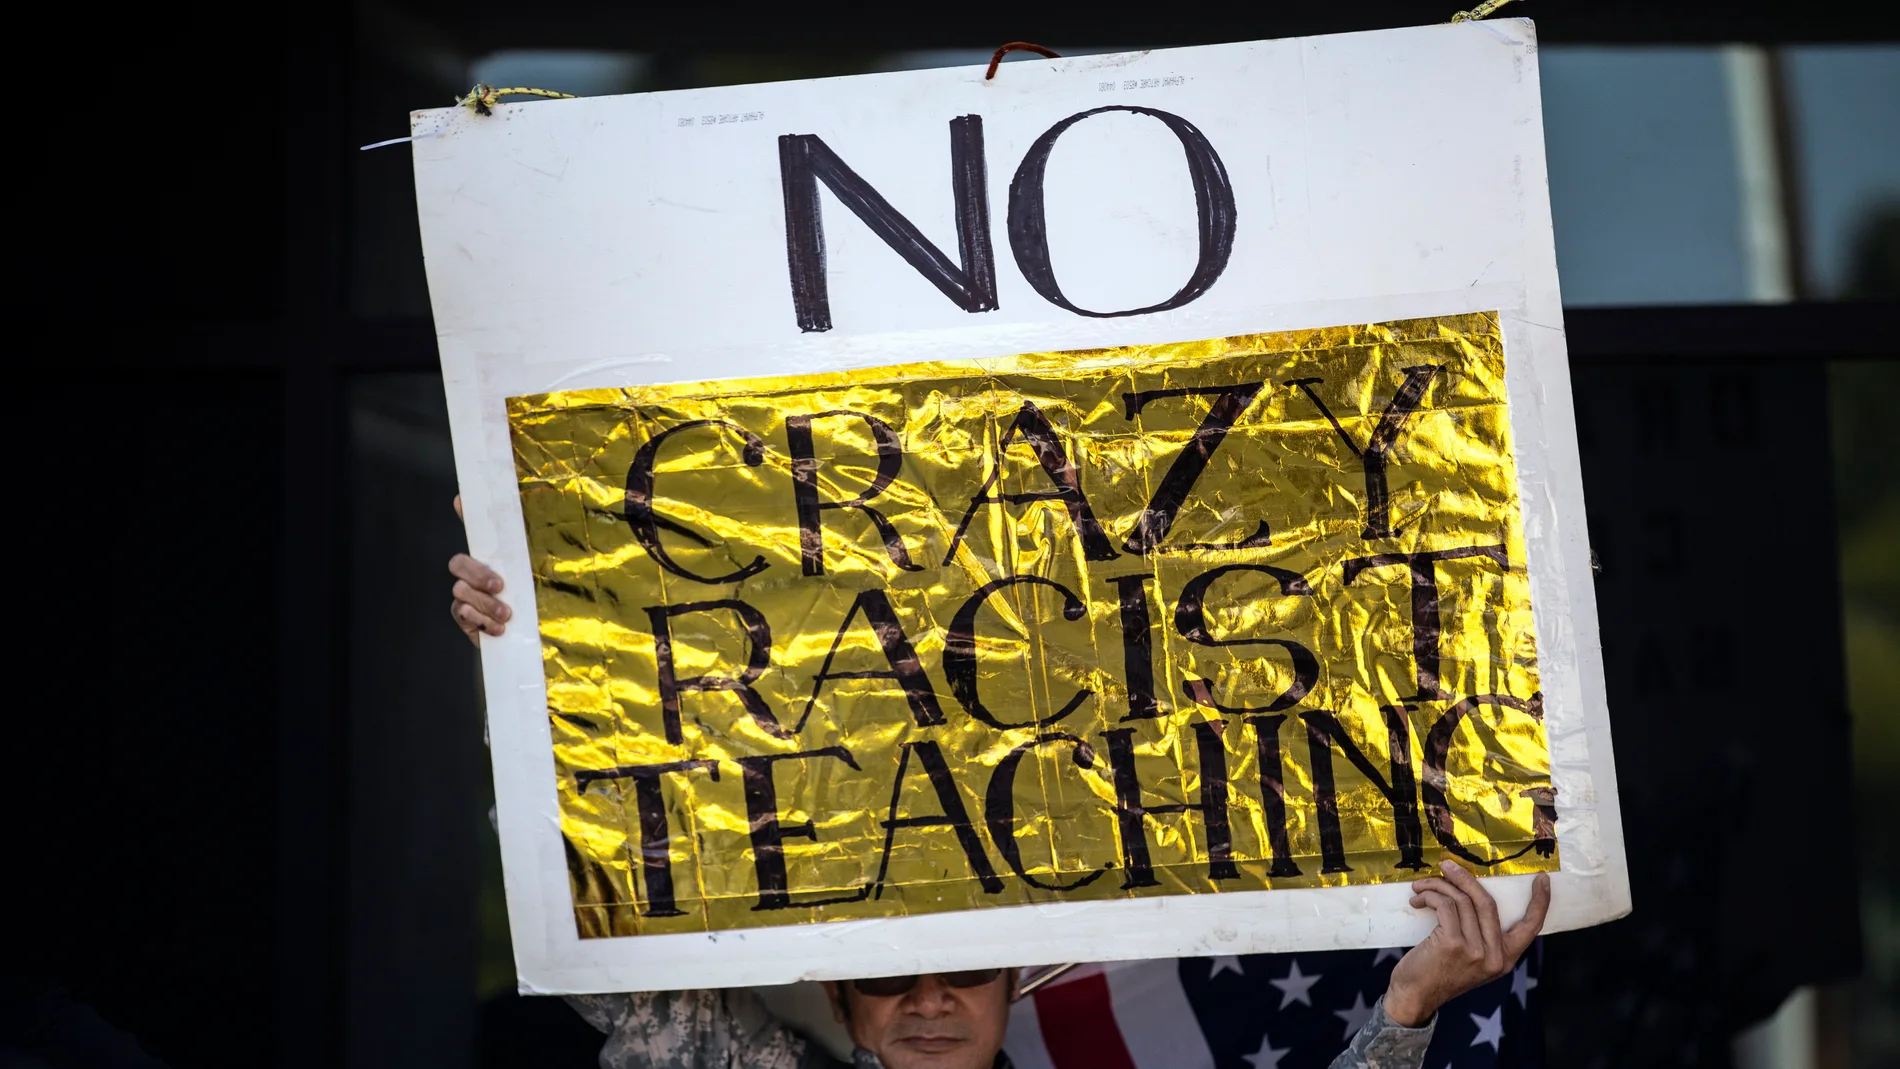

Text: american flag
xmin=1004 ymin=941 xmax=1543 ymax=1069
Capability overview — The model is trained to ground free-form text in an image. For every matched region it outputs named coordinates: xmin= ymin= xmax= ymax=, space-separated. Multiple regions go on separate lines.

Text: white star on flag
xmin=1371 ymin=947 xmax=1404 ymax=967
xmin=1470 ymin=1005 xmax=1506 ymax=1051
xmin=1241 ymin=1031 xmax=1291 ymax=1069
xmin=1268 ymin=960 xmax=1322 ymax=1008
xmin=1208 ymin=956 xmax=1245 ymax=978
xmin=1333 ymin=992 xmax=1375 ymax=1040
xmin=1511 ymin=958 xmax=1540 ymax=1008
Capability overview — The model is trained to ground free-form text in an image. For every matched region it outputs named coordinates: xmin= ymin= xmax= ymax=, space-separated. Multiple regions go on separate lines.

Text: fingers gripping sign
xmin=1383 ymin=860 xmax=1552 ymax=1027
xmin=450 ymin=495 xmax=513 ymax=645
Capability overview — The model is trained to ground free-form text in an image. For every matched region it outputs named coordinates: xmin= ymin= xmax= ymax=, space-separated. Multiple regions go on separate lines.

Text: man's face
xmin=827 ymin=970 xmax=1013 ymax=1069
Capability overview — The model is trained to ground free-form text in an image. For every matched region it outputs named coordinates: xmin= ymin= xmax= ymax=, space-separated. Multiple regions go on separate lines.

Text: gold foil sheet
xmin=508 ymin=311 xmax=1558 ymax=939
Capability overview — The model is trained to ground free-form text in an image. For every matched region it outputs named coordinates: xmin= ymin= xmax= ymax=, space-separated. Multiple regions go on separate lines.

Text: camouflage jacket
xmin=568 ymin=987 xmax=1433 ymax=1069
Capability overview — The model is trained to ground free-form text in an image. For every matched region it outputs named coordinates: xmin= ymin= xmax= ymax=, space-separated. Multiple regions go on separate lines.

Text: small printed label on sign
xmin=679 ymin=111 xmax=766 ymax=128
xmin=1102 ymin=75 xmax=1186 ymax=91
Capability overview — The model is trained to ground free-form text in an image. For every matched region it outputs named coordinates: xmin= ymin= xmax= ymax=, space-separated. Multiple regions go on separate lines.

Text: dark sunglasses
xmin=849 ymin=969 xmax=1003 ymax=997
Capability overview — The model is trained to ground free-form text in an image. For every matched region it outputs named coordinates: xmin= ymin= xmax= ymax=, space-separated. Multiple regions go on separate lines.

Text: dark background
xmin=8 ymin=2 xmax=1896 ymax=1067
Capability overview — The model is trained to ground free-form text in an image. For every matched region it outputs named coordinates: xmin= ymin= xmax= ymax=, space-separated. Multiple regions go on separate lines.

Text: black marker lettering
xmin=1341 ymin=543 xmax=1511 ymax=703
xmin=983 ymin=733 xmax=1109 ymax=892
xmin=574 ymin=760 xmax=722 ymax=917
xmin=1422 ymin=693 xmax=1553 ymax=866
xmin=944 ymin=576 xmax=1092 ymax=730
xmin=1176 ymin=563 xmax=1319 ymax=714
xmin=786 ymin=410 xmax=921 ymax=577
xmin=1246 ymin=715 xmax=1303 ymax=878
xmin=1121 ymin=382 xmax=1270 ymax=553
xmin=738 ymin=746 xmax=871 ymax=910
xmin=872 ymin=741 xmax=1004 ymax=897
xmin=796 ymin=589 xmax=945 ymax=732
xmin=1104 ymin=721 xmax=1238 ymax=888
xmin=1110 ymin=573 xmax=1161 ymax=721
xmin=1285 ymin=365 xmax=1443 ymax=540
xmin=646 ymin=599 xmax=789 ymax=745
xmin=945 ymin=401 xmax=1119 ymax=563
xmin=1008 ymin=106 xmax=1236 ymax=317
xmin=625 ymin=420 xmax=769 ymax=585
xmin=779 ymin=116 xmax=996 ymax=333
xmin=1303 ymin=706 xmax=1426 ymax=874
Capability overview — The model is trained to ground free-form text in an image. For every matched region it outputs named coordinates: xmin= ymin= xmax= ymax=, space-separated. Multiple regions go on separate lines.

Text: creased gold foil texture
xmin=508 ymin=312 xmax=1557 ymax=939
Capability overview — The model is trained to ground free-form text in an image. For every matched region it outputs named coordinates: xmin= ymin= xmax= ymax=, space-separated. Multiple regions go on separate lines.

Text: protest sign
xmin=413 ymin=19 xmax=1629 ymax=993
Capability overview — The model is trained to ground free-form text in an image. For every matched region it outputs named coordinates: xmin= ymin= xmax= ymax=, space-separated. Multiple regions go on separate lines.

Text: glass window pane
xmin=1783 ymin=45 xmax=1900 ymax=299
xmin=1541 ymin=46 xmax=1752 ymax=306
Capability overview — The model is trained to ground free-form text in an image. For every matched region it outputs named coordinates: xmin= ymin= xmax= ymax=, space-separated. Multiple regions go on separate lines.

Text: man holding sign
xmin=452 ymin=550 xmax=1549 ymax=1069
xmin=417 ymin=17 xmax=1621 ymax=1069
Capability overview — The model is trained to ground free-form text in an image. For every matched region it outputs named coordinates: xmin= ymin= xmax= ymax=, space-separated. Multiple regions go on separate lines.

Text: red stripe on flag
xmin=1032 ymin=972 xmax=1139 ymax=1069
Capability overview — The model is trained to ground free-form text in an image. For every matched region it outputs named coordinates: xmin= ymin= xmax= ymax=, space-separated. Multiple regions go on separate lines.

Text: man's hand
xmin=1382 ymin=861 xmax=1551 ymax=1028
xmin=450 ymin=494 xmax=512 ymax=645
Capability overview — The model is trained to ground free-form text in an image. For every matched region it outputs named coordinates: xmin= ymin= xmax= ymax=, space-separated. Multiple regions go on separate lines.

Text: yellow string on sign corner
xmin=455 ymin=83 xmax=578 ymax=115
xmin=1449 ymin=0 xmax=1519 ymax=22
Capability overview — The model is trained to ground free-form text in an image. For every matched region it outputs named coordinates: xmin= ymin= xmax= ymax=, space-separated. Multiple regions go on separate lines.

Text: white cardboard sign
xmin=413 ymin=19 xmax=1629 ymax=994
